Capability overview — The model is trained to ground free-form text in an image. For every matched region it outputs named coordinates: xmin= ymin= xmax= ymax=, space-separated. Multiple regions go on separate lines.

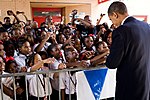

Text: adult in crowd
xmin=2 ymin=17 xmax=12 ymax=30
xmin=105 ymin=1 xmax=150 ymax=100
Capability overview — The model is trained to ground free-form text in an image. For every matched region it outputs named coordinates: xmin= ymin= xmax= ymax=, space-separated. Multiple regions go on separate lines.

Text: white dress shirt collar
xmin=121 ymin=16 xmax=130 ymax=25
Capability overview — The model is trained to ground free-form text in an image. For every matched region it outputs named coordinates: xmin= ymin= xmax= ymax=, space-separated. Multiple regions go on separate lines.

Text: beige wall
xmin=91 ymin=0 xmax=111 ymax=25
xmin=0 ymin=0 xmax=31 ymax=23
xmin=65 ymin=4 xmax=91 ymax=24
xmin=30 ymin=0 xmax=91 ymax=24
xmin=30 ymin=0 xmax=91 ymax=3
xmin=0 ymin=0 xmax=110 ymax=25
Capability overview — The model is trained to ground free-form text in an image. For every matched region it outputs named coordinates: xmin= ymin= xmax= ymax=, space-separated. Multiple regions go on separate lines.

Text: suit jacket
xmin=106 ymin=16 xmax=150 ymax=100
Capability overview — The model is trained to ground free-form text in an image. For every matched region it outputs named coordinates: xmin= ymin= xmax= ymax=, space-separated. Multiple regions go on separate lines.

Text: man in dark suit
xmin=105 ymin=1 xmax=150 ymax=100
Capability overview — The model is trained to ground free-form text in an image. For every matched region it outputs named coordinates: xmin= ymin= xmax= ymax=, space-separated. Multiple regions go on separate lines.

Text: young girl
xmin=88 ymin=41 xmax=109 ymax=67
xmin=26 ymin=53 xmax=55 ymax=100
xmin=0 ymin=56 xmax=12 ymax=100
xmin=80 ymin=35 xmax=96 ymax=60
xmin=5 ymin=60 xmax=27 ymax=100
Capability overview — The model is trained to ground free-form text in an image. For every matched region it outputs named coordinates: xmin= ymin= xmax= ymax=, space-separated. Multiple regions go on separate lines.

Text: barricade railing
xmin=0 ymin=65 xmax=106 ymax=100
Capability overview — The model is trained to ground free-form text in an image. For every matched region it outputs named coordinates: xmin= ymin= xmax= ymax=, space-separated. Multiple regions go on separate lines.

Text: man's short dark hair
xmin=108 ymin=1 xmax=128 ymax=15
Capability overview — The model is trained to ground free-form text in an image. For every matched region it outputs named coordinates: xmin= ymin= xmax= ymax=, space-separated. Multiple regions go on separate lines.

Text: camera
xmin=71 ymin=9 xmax=77 ymax=16
xmin=100 ymin=13 xmax=105 ymax=17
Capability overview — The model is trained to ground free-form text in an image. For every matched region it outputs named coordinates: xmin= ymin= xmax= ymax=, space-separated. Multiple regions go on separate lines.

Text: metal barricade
xmin=0 ymin=65 xmax=105 ymax=100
